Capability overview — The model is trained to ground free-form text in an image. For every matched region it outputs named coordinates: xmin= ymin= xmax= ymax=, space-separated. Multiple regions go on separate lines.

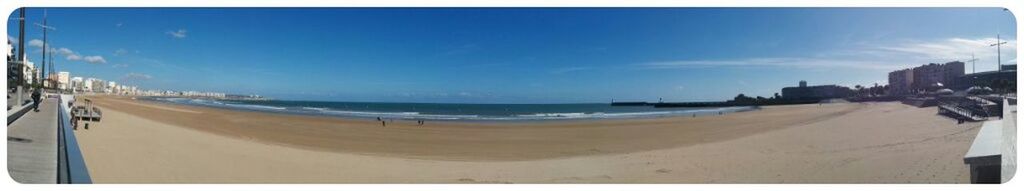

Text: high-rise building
xmin=91 ymin=79 xmax=107 ymax=93
xmin=57 ymin=71 xmax=70 ymax=91
xmin=887 ymin=61 xmax=965 ymax=95
xmin=911 ymin=61 xmax=964 ymax=90
xmin=888 ymin=68 xmax=914 ymax=95
xmin=70 ymin=77 xmax=83 ymax=92
xmin=22 ymin=57 xmax=35 ymax=85
xmin=106 ymin=81 xmax=117 ymax=93
xmin=6 ymin=40 xmax=12 ymax=62
xmin=83 ymin=78 xmax=96 ymax=92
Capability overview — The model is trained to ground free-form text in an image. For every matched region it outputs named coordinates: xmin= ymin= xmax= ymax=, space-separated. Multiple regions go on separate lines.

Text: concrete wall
xmin=1003 ymin=98 xmax=1017 ymax=183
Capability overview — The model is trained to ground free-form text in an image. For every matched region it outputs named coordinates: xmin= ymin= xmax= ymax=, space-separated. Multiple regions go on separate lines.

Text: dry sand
xmin=70 ymin=96 xmax=980 ymax=183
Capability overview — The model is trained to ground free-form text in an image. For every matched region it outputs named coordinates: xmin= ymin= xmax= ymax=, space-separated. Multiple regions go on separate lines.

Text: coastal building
xmin=83 ymin=78 xmax=96 ymax=92
xmin=106 ymin=81 xmax=117 ymax=93
xmin=952 ymin=65 xmax=1017 ymax=90
xmin=911 ymin=61 xmax=965 ymax=91
xmin=22 ymin=59 xmax=35 ymax=85
xmin=57 ymin=71 xmax=70 ymax=91
xmin=6 ymin=40 xmax=12 ymax=62
xmin=888 ymin=68 xmax=914 ymax=95
xmin=886 ymin=61 xmax=965 ymax=95
xmin=92 ymin=79 xmax=107 ymax=93
xmin=70 ymin=77 xmax=83 ymax=92
xmin=781 ymin=80 xmax=853 ymax=100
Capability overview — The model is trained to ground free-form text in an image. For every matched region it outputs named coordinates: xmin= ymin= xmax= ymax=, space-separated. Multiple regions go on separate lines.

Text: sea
xmin=148 ymin=97 xmax=757 ymax=121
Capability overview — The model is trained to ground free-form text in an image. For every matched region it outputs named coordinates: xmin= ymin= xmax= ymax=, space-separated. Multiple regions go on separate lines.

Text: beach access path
xmin=72 ymin=96 xmax=980 ymax=183
xmin=6 ymin=98 xmax=58 ymax=183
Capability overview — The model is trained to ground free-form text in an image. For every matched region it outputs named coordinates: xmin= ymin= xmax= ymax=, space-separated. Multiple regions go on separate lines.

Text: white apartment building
xmin=83 ymin=78 xmax=96 ymax=92
xmin=70 ymin=77 xmax=83 ymax=92
xmin=106 ymin=81 xmax=117 ymax=93
xmin=22 ymin=57 xmax=35 ymax=85
xmin=57 ymin=71 xmax=70 ymax=91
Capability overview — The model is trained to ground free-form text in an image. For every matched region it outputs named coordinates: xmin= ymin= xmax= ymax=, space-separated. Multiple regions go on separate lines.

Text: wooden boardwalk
xmin=7 ymin=98 xmax=59 ymax=183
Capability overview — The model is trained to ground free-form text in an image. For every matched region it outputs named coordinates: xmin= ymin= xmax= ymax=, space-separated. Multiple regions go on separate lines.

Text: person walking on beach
xmin=31 ymin=88 xmax=41 ymax=112
xmin=382 ymin=120 xmax=386 ymax=127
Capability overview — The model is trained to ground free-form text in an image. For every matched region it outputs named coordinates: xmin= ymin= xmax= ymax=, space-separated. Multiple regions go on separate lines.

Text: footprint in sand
xmin=656 ymin=168 xmax=672 ymax=173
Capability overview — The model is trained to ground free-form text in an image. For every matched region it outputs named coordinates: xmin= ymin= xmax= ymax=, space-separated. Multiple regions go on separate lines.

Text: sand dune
xmin=70 ymin=96 xmax=979 ymax=183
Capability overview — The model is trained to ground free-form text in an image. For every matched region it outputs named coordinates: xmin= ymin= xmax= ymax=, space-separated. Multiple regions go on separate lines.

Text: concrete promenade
xmin=7 ymin=98 xmax=58 ymax=183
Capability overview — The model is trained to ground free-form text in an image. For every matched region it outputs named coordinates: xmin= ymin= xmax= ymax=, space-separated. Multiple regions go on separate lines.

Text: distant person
xmin=377 ymin=117 xmax=381 ymax=121
xmin=382 ymin=120 xmax=386 ymax=127
xmin=31 ymin=88 xmax=41 ymax=112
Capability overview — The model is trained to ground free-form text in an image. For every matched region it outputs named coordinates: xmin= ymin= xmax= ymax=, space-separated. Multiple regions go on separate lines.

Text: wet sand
xmin=71 ymin=96 xmax=980 ymax=183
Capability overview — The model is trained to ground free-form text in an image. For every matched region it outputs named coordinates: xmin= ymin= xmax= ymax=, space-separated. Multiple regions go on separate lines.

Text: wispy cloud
xmin=879 ymin=38 xmax=1017 ymax=61
xmin=113 ymin=48 xmax=128 ymax=56
xmin=65 ymin=54 xmax=82 ymax=61
xmin=122 ymin=72 xmax=152 ymax=81
xmin=56 ymin=47 xmax=74 ymax=55
xmin=637 ymin=37 xmax=1016 ymax=72
xmin=111 ymin=63 xmax=129 ymax=68
xmin=549 ymin=66 xmax=592 ymax=74
xmin=83 ymin=56 xmax=107 ymax=64
xmin=640 ymin=57 xmax=902 ymax=70
xmin=166 ymin=29 xmax=187 ymax=39
xmin=55 ymin=47 xmax=83 ymax=61
xmin=25 ymin=39 xmax=110 ymax=64
xmin=28 ymin=39 xmax=45 ymax=48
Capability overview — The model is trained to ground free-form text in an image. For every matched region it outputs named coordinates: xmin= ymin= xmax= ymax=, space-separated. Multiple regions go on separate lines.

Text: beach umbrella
xmin=936 ymin=89 xmax=954 ymax=95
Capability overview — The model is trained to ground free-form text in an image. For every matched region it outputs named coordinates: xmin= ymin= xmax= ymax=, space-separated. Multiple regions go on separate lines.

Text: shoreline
xmin=70 ymin=95 xmax=980 ymax=183
xmin=140 ymin=96 xmax=760 ymax=122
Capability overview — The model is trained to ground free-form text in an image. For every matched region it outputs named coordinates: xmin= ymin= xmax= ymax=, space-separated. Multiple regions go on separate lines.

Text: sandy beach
xmin=70 ymin=96 xmax=980 ymax=183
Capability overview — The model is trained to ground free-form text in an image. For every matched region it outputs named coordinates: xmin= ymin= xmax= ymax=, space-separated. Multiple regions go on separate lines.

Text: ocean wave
xmin=301 ymin=107 xmax=329 ymax=111
xmin=224 ymin=103 xmax=287 ymax=110
xmin=152 ymin=97 xmax=756 ymax=121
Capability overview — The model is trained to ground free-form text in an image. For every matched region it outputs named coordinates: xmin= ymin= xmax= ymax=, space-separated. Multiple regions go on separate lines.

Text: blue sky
xmin=6 ymin=8 xmax=1018 ymax=103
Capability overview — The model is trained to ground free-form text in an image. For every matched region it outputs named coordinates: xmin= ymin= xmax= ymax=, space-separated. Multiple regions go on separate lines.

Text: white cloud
xmin=83 ymin=56 xmax=107 ymax=64
xmin=113 ymin=48 xmax=128 ymax=56
xmin=637 ymin=37 xmax=1016 ymax=73
xmin=23 ymin=39 xmax=116 ymax=65
xmin=879 ymin=38 xmax=1016 ymax=62
xmin=56 ymin=47 xmax=74 ymax=55
xmin=877 ymin=37 xmax=1016 ymax=72
xmin=123 ymin=72 xmax=152 ymax=80
xmin=550 ymin=67 xmax=592 ymax=74
xmin=65 ymin=54 xmax=82 ymax=61
xmin=28 ymin=39 xmax=45 ymax=48
xmin=640 ymin=57 xmax=903 ymax=70
xmin=52 ymin=47 xmax=86 ymax=61
xmin=166 ymin=29 xmax=187 ymax=39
